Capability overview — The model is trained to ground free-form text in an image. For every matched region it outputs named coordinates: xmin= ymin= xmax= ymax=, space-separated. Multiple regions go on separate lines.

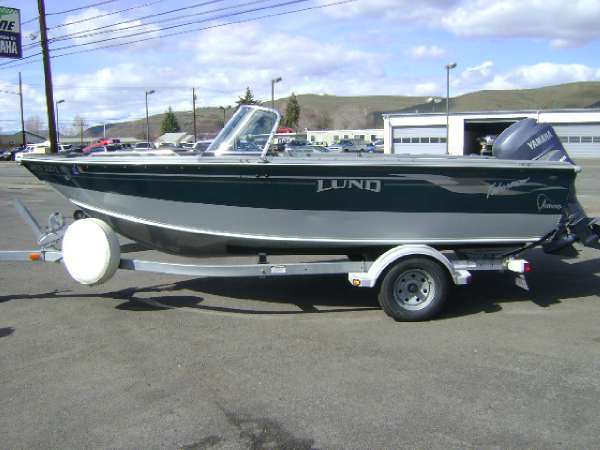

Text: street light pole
xmin=192 ymin=88 xmax=197 ymax=142
xmin=145 ymin=89 xmax=155 ymax=144
xmin=18 ymin=72 xmax=26 ymax=147
xmin=445 ymin=63 xmax=457 ymax=154
xmin=55 ymin=99 xmax=64 ymax=144
xmin=271 ymin=76 xmax=282 ymax=110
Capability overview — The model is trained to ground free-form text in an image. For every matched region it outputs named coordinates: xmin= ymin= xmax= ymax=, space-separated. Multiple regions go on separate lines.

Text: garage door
xmin=551 ymin=123 xmax=600 ymax=158
xmin=392 ymin=126 xmax=446 ymax=154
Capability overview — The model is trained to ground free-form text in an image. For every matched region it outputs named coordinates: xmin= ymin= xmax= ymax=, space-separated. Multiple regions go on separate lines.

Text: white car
xmin=16 ymin=143 xmax=50 ymax=162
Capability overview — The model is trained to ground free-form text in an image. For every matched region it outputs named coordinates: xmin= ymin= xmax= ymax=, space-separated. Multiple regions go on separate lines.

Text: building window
xmin=569 ymin=136 xmax=580 ymax=143
xmin=581 ymin=136 xmax=592 ymax=143
xmin=371 ymin=135 xmax=377 ymax=141
xmin=344 ymin=135 xmax=349 ymax=139
xmin=411 ymin=137 xmax=419 ymax=144
xmin=355 ymin=135 xmax=365 ymax=141
xmin=310 ymin=135 xmax=316 ymax=142
xmin=430 ymin=137 xmax=440 ymax=143
xmin=401 ymin=137 xmax=410 ymax=143
xmin=594 ymin=137 xmax=600 ymax=143
xmin=333 ymin=135 xmax=339 ymax=143
xmin=559 ymin=136 xmax=568 ymax=143
xmin=420 ymin=137 xmax=429 ymax=143
xmin=440 ymin=137 xmax=447 ymax=143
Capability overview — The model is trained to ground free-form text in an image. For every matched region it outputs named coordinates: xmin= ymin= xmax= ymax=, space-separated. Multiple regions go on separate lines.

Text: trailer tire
xmin=378 ymin=257 xmax=448 ymax=321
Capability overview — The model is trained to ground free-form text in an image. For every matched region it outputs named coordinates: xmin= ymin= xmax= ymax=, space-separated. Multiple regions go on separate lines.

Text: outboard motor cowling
xmin=493 ymin=119 xmax=600 ymax=253
xmin=492 ymin=118 xmax=574 ymax=164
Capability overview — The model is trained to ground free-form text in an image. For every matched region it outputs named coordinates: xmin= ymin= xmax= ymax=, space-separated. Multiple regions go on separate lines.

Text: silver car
xmin=328 ymin=139 xmax=367 ymax=153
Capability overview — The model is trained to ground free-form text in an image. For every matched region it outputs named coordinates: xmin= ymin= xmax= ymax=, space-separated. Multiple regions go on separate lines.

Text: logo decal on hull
xmin=536 ymin=194 xmax=562 ymax=212
xmin=487 ymin=178 xmax=531 ymax=198
xmin=317 ymin=179 xmax=381 ymax=193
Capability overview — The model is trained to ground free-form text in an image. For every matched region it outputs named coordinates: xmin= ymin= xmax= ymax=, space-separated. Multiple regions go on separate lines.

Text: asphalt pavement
xmin=1 ymin=161 xmax=599 ymax=450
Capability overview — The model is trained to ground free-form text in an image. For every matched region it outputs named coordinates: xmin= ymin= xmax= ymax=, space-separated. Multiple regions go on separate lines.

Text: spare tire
xmin=62 ymin=218 xmax=121 ymax=285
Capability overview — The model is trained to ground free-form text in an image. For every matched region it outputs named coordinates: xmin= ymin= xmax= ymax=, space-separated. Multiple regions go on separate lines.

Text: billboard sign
xmin=0 ymin=7 xmax=21 ymax=59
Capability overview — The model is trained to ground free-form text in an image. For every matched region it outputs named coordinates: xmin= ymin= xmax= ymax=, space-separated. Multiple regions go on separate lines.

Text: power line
xmin=49 ymin=0 xmax=168 ymax=30
xmin=46 ymin=0 xmax=122 ymax=16
xmin=50 ymin=0 xmax=272 ymax=44
xmin=0 ymin=0 xmax=357 ymax=70
xmin=51 ymin=0 xmax=311 ymax=52
xmin=22 ymin=17 xmax=39 ymax=25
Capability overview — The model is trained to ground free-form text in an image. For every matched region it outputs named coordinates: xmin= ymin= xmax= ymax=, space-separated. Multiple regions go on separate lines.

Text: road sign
xmin=0 ymin=6 xmax=21 ymax=59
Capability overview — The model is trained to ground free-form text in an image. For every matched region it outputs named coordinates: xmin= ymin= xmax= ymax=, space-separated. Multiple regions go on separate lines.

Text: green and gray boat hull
xmin=21 ymin=155 xmax=578 ymax=256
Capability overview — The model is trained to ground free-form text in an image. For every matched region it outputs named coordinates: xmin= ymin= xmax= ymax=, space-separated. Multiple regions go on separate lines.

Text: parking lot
xmin=1 ymin=161 xmax=599 ymax=449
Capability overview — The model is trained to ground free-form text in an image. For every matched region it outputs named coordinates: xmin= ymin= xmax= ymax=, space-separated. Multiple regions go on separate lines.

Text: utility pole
xmin=18 ymin=72 xmax=25 ymax=147
xmin=192 ymin=88 xmax=197 ymax=142
xmin=37 ymin=0 xmax=58 ymax=153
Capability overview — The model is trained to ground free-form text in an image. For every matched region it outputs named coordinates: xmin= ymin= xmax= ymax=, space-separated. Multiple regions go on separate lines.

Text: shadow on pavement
xmin=0 ymin=327 xmax=15 ymax=338
xmin=0 ymin=249 xmax=598 ymax=319
xmin=441 ymin=249 xmax=600 ymax=319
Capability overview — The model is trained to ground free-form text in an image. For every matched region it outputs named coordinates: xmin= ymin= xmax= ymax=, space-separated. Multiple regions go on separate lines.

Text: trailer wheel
xmin=378 ymin=257 xmax=448 ymax=321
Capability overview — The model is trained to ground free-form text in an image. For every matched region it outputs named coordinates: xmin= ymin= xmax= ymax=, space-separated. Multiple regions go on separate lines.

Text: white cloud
xmin=441 ymin=0 xmax=600 ymax=47
xmin=484 ymin=63 xmax=600 ymax=90
xmin=320 ymin=0 xmax=600 ymax=47
xmin=447 ymin=60 xmax=600 ymax=93
xmin=407 ymin=45 xmax=447 ymax=59
xmin=316 ymin=0 xmax=454 ymax=21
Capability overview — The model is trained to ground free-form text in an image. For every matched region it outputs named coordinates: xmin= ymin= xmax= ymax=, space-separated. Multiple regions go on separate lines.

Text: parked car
xmin=57 ymin=144 xmax=73 ymax=153
xmin=284 ymin=144 xmax=330 ymax=157
xmin=15 ymin=143 xmax=51 ymax=162
xmin=192 ymin=140 xmax=213 ymax=153
xmin=328 ymin=139 xmax=367 ymax=153
xmin=366 ymin=139 xmax=384 ymax=153
xmin=134 ymin=142 xmax=155 ymax=150
xmin=0 ymin=149 xmax=11 ymax=161
xmin=87 ymin=144 xmax=123 ymax=154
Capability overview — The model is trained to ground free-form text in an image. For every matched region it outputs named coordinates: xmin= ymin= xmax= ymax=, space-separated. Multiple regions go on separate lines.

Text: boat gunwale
xmin=20 ymin=155 xmax=580 ymax=172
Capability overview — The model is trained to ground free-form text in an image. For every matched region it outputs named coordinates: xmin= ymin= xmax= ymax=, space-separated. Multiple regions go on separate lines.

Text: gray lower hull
xmin=52 ymin=183 xmax=559 ymax=256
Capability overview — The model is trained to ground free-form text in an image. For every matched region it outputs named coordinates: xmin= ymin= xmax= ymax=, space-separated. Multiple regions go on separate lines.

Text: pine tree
xmin=282 ymin=93 xmax=301 ymax=129
xmin=236 ymin=87 xmax=261 ymax=107
xmin=160 ymin=106 xmax=180 ymax=134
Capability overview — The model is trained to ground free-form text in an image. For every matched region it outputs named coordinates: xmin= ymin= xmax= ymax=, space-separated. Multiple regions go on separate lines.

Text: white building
xmin=307 ymin=129 xmax=384 ymax=146
xmin=383 ymin=109 xmax=600 ymax=157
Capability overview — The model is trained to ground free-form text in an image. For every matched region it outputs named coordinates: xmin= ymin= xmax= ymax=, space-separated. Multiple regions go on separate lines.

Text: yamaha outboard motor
xmin=494 ymin=119 xmax=600 ymax=254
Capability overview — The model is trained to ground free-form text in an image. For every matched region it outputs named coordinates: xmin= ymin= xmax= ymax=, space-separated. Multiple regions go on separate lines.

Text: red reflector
xmin=524 ymin=262 xmax=532 ymax=273
xmin=29 ymin=253 xmax=42 ymax=261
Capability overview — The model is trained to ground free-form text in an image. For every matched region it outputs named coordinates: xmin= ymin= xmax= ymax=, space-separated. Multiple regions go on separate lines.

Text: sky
xmin=1 ymin=0 xmax=600 ymax=132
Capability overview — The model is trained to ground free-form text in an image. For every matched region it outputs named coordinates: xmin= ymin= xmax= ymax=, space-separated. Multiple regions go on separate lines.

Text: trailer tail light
xmin=29 ymin=252 xmax=42 ymax=261
xmin=507 ymin=259 xmax=531 ymax=273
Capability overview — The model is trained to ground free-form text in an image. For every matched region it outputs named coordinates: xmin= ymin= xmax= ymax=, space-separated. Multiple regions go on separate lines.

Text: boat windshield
xmin=206 ymin=106 xmax=279 ymax=157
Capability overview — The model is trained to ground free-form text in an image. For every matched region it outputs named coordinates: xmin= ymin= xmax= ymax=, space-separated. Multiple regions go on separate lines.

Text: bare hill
xmin=88 ymin=81 xmax=600 ymax=139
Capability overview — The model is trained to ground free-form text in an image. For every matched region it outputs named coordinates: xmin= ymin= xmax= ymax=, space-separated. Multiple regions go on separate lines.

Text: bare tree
xmin=25 ymin=115 xmax=43 ymax=136
xmin=72 ymin=115 xmax=88 ymax=145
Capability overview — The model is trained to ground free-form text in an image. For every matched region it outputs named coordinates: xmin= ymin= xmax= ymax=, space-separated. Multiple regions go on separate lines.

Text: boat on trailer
xmin=18 ymin=106 xmax=598 ymax=258
xmin=6 ymin=105 xmax=599 ymax=321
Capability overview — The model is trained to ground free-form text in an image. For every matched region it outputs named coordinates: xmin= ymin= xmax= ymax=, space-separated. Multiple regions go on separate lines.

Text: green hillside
xmin=87 ymin=81 xmax=600 ymax=139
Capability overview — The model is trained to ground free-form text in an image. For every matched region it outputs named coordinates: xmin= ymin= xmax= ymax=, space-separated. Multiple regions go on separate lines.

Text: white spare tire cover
xmin=62 ymin=218 xmax=120 ymax=285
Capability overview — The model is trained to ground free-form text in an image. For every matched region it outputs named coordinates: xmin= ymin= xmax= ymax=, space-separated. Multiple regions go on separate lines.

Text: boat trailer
xmin=0 ymin=199 xmax=533 ymax=321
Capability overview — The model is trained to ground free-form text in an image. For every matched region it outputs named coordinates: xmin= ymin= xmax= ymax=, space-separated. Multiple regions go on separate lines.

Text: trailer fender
xmin=348 ymin=245 xmax=471 ymax=288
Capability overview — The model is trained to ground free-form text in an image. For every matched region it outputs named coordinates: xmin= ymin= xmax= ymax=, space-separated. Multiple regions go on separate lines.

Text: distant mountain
xmin=84 ymin=81 xmax=600 ymax=139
